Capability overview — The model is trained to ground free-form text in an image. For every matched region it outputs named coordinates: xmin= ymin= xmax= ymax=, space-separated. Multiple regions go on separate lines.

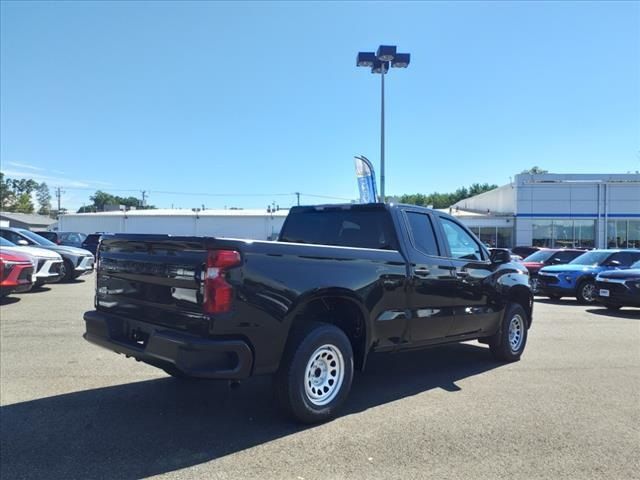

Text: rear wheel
xmin=576 ymin=280 xmax=596 ymax=304
xmin=489 ymin=303 xmax=528 ymax=362
xmin=275 ymin=322 xmax=353 ymax=424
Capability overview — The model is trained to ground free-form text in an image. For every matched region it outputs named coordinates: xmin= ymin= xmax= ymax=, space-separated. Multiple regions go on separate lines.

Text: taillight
xmin=203 ymin=250 xmax=241 ymax=314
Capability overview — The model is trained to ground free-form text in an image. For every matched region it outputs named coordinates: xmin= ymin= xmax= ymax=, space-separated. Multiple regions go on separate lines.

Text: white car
xmin=0 ymin=237 xmax=64 ymax=286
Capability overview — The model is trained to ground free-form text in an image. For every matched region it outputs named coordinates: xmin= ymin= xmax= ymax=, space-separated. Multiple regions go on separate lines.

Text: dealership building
xmin=452 ymin=172 xmax=640 ymax=249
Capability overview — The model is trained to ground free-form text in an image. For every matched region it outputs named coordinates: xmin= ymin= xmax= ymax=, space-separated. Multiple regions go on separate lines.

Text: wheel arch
xmin=506 ymin=284 xmax=533 ymax=328
xmin=285 ymin=289 xmax=370 ymax=371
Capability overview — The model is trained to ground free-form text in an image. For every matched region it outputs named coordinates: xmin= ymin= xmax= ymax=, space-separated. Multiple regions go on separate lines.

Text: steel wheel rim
xmin=531 ymin=278 xmax=540 ymax=293
xmin=582 ymin=283 xmax=595 ymax=302
xmin=508 ymin=314 xmax=524 ymax=352
xmin=304 ymin=344 xmax=345 ymax=406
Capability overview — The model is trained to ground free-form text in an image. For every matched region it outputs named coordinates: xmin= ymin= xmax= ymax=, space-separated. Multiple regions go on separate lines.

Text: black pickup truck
xmin=84 ymin=203 xmax=533 ymax=423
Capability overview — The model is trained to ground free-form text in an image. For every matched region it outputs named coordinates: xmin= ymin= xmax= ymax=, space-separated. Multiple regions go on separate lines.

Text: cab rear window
xmin=279 ymin=208 xmax=398 ymax=250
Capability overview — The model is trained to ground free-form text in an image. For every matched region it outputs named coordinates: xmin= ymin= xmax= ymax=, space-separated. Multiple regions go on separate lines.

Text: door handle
xmin=414 ymin=268 xmax=431 ymax=278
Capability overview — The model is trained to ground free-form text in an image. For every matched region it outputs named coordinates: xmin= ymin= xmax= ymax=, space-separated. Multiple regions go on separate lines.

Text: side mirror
xmin=490 ymin=249 xmax=511 ymax=264
xmin=17 ymin=239 xmax=29 ymax=246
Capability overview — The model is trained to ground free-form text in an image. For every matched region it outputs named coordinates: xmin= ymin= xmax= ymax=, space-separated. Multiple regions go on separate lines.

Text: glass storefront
xmin=608 ymin=219 xmax=640 ymax=248
xmin=532 ymin=219 xmax=596 ymax=248
xmin=469 ymin=226 xmax=514 ymax=248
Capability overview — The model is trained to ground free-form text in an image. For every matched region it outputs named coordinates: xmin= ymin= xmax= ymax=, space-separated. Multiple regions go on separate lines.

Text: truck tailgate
xmin=96 ymin=235 xmax=215 ymax=334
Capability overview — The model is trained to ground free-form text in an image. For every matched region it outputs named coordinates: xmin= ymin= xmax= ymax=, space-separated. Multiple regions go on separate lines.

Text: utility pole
xmin=141 ymin=190 xmax=147 ymax=207
xmin=55 ymin=187 xmax=65 ymax=215
xmin=295 ymin=192 xmax=300 ymax=206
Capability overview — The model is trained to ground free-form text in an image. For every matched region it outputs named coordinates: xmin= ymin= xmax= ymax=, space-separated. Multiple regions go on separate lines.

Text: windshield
xmin=523 ymin=250 xmax=554 ymax=263
xmin=18 ymin=229 xmax=57 ymax=246
xmin=0 ymin=237 xmax=16 ymax=247
xmin=569 ymin=251 xmax=611 ymax=266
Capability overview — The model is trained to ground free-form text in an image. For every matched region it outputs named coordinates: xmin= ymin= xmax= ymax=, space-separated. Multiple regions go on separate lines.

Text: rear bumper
xmin=83 ymin=310 xmax=253 ymax=379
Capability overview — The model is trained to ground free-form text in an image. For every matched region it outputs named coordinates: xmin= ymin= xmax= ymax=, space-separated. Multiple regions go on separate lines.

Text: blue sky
xmin=1 ymin=1 xmax=639 ymax=211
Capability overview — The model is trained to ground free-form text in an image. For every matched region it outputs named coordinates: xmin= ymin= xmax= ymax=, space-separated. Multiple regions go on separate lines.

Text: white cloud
xmin=7 ymin=161 xmax=45 ymax=171
xmin=2 ymin=169 xmax=91 ymax=188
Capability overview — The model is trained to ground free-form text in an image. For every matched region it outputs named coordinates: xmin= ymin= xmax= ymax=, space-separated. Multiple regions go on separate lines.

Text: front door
xmin=437 ymin=216 xmax=500 ymax=337
xmin=402 ymin=210 xmax=458 ymax=344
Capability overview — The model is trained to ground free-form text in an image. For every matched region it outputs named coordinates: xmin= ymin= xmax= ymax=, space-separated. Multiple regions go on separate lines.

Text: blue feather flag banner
xmin=353 ymin=155 xmax=378 ymax=203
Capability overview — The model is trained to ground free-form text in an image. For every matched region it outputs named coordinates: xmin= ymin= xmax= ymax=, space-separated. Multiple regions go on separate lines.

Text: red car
xmin=523 ymin=248 xmax=585 ymax=294
xmin=0 ymin=251 xmax=35 ymax=298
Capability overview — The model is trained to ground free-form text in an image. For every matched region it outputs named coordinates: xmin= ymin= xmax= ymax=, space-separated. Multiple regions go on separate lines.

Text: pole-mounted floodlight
xmin=356 ymin=45 xmax=411 ymax=202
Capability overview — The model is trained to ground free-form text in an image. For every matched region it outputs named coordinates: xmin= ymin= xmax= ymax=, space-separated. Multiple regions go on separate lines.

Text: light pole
xmin=356 ymin=45 xmax=410 ymax=202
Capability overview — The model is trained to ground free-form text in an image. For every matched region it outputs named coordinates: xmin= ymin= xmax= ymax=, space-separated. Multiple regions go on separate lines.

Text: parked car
xmin=0 ymin=227 xmax=94 ymax=282
xmin=522 ymin=249 xmax=586 ymax=294
xmin=537 ymin=249 xmax=640 ymax=304
xmin=512 ymin=246 xmax=541 ymax=259
xmin=489 ymin=248 xmax=524 ymax=263
xmin=0 ymin=237 xmax=64 ymax=286
xmin=595 ymin=260 xmax=640 ymax=310
xmin=0 ymin=250 xmax=34 ymax=297
xmin=35 ymin=231 xmax=87 ymax=248
xmin=81 ymin=233 xmax=104 ymax=257
xmin=84 ymin=203 xmax=533 ymax=423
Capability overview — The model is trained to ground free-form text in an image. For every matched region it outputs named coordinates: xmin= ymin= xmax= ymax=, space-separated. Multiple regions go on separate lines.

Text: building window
xmin=533 ymin=219 xmax=595 ymax=248
xmin=609 ymin=219 xmax=640 ymax=248
xmin=553 ymin=220 xmax=574 ymax=248
xmin=574 ymin=220 xmax=595 ymax=248
xmin=532 ymin=220 xmax=553 ymax=247
xmin=496 ymin=227 xmax=513 ymax=248
xmin=478 ymin=227 xmax=497 ymax=248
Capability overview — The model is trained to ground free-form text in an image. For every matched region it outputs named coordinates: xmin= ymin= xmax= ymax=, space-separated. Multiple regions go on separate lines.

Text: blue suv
xmin=537 ymin=249 xmax=640 ymax=304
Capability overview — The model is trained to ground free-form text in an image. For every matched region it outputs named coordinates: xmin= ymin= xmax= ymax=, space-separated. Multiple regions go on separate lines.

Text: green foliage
xmin=521 ymin=166 xmax=548 ymax=174
xmin=0 ymin=172 xmax=39 ymax=213
xmin=36 ymin=182 xmax=52 ymax=215
xmin=398 ymin=183 xmax=498 ymax=209
xmin=78 ymin=190 xmax=155 ymax=213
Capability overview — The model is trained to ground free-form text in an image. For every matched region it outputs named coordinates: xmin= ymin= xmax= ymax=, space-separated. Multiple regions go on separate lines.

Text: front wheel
xmin=59 ymin=259 xmax=75 ymax=282
xmin=576 ymin=280 xmax=596 ymax=304
xmin=275 ymin=322 xmax=354 ymax=424
xmin=489 ymin=303 xmax=528 ymax=362
xmin=530 ymin=277 xmax=541 ymax=294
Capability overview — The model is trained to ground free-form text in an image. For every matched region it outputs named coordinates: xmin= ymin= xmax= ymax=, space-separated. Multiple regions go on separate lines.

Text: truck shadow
xmin=0 ymin=343 xmax=501 ymax=479
xmin=586 ymin=307 xmax=640 ymax=319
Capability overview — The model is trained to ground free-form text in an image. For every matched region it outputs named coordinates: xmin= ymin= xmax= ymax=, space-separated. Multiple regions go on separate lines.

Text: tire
xmin=530 ymin=277 xmax=541 ymax=294
xmin=59 ymin=259 xmax=74 ymax=282
xmin=576 ymin=280 xmax=596 ymax=305
xmin=489 ymin=303 xmax=528 ymax=362
xmin=275 ymin=322 xmax=354 ymax=424
xmin=33 ymin=280 xmax=45 ymax=288
xmin=603 ymin=304 xmax=621 ymax=311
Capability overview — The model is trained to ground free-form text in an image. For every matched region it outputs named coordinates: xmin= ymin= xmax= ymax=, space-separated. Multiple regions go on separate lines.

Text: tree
xmin=521 ymin=166 xmax=548 ymax=174
xmin=80 ymin=190 xmax=155 ymax=212
xmin=399 ymin=182 xmax=498 ymax=209
xmin=0 ymin=173 xmax=14 ymax=210
xmin=36 ymin=182 xmax=52 ymax=215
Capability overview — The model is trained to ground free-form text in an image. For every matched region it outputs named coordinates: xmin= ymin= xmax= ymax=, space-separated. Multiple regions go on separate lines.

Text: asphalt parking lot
xmin=1 ymin=277 xmax=639 ymax=480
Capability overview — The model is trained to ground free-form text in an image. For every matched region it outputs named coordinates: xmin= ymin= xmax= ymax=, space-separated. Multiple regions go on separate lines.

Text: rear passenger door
xmin=401 ymin=209 xmax=458 ymax=344
xmin=437 ymin=216 xmax=499 ymax=337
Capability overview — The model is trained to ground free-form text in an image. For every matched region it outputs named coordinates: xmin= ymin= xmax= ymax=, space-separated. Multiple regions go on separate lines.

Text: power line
xmin=56 ymin=186 xmax=353 ymax=202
